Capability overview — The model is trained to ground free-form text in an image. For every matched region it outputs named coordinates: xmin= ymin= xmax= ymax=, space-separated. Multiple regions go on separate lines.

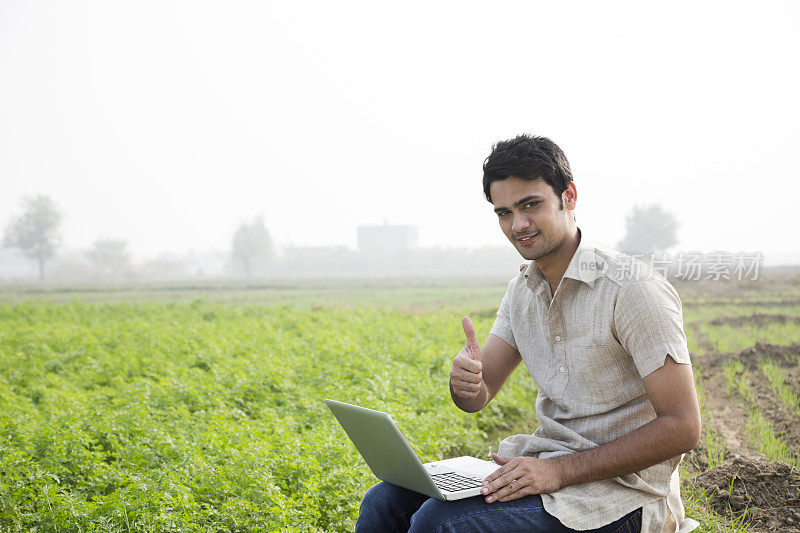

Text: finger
xmin=491 ymin=453 xmax=510 ymax=465
xmin=450 ymin=364 xmax=482 ymax=383
xmin=488 ymin=478 xmax=521 ymax=502
xmin=484 ymin=466 xmax=523 ymax=502
xmin=452 ymin=386 xmax=480 ymax=399
xmin=482 ymin=457 xmax=515 ymax=490
xmin=461 ymin=317 xmax=480 ymax=358
xmin=496 ymin=482 xmax=530 ymax=503
xmin=451 ymin=377 xmax=482 ymax=391
xmin=492 ymin=466 xmax=539 ymax=502
xmin=483 ymin=460 xmax=508 ymax=484
xmin=454 ymin=354 xmax=482 ymax=374
xmin=451 ymin=379 xmax=482 ymax=394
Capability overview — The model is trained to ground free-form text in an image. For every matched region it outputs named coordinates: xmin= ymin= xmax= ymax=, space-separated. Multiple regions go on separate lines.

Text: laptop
xmin=326 ymin=399 xmax=500 ymax=501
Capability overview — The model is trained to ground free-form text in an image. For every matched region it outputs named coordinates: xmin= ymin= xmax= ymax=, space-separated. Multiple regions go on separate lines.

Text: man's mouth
xmin=516 ymin=232 xmax=540 ymax=245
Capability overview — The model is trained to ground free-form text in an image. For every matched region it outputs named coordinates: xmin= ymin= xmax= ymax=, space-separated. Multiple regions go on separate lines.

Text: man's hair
xmin=482 ymin=134 xmax=573 ymax=206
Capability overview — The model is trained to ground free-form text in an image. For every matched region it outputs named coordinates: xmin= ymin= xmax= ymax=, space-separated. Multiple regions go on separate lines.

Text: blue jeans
xmin=355 ymin=482 xmax=641 ymax=533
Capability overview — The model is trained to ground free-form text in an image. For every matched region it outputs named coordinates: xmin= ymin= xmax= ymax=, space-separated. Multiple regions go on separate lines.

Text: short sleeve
xmin=613 ymin=276 xmax=691 ymax=379
xmin=490 ymin=277 xmax=519 ymax=351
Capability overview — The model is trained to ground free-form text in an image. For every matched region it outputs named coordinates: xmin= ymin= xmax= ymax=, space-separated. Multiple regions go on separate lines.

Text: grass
xmin=691 ymin=367 xmax=728 ymax=469
xmin=680 ymin=474 xmax=752 ymax=533
xmin=703 ymin=321 xmax=800 ymax=353
xmin=745 ymin=411 xmax=800 ymax=467
xmin=759 ymin=359 xmax=800 ymax=418
xmin=0 ymin=278 xmax=512 ymax=312
xmin=703 ymin=428 xmax=728 ymax=469
xmin=722 ymin=360 xmax=800 ymax=468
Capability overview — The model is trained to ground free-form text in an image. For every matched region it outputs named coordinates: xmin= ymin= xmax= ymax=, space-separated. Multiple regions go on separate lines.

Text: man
xmin=356 ymin=135 xmax=701 ymax=532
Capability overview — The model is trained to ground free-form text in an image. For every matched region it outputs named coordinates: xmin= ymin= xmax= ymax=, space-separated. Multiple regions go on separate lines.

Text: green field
xmin=1 ymin=275 xmax=799 ymax=531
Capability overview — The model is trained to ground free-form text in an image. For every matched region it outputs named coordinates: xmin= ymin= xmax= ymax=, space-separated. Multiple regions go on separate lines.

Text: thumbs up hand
xmin=450 ymin=317 xmax=484 ymax=399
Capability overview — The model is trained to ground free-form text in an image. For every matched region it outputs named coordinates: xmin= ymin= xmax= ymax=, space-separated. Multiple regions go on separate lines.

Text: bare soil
xmin=687 ymin=299 xmax=800 ymax=307
xmin=737 ymin=342 xmax=800 ymax=366
xmin=698 ymin=343 xmax=800 ymax=383
xmin=710 ymin=314 xmax=800 ymax=327
xmin=696 ymin=457 xmax=800 ymax=531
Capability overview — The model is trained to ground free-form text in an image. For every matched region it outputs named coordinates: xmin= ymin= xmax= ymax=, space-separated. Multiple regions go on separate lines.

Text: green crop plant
xmin=680 ymin=474 xmax=752 ymax=533
xmin=690 ymin=367 xmax=728 ymax=470
xmin=703 ymin=428 xmax=728 ymax=469
xmin=744 ymin=410 xmax=800 ymax=467
xmin=735 ymin=374 xmax=757 ymax=408
xmin=683 ymin=326 xmax=704 ymax=356
xmin=0 ymin=300 xmax=543 ymax=531
xmin=758 ymin=359 xmax=800 ymax=418
xmin=722 ymin=360 xmax=800 ymax=468
xmin=728 ymin=505 xmax=753 ymax=533
xmin=721 ymin=361 xmax=758 ymax=409
xmin=703 ymin=321 xmax=800 ymax=353
xmin=722 ymin=359 xmax=739 ymax=382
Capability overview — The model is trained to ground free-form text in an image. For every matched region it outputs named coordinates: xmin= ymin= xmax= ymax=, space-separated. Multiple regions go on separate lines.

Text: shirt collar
xmin=521 ymin=228 xmax=606 ymax=289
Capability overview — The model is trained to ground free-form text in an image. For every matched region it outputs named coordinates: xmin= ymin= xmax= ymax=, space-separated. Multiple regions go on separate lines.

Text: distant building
xmin=357 ymin=224 xmax=418 ymax=253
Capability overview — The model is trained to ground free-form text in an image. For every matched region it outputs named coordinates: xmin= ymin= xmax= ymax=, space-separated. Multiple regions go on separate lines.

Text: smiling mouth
xmin=516 ymin=232 xmax=540 ymax=245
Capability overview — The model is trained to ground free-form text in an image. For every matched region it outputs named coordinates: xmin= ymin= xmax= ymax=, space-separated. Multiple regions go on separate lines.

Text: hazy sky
xmin=2 ymin=1 xmax=799 ymax=263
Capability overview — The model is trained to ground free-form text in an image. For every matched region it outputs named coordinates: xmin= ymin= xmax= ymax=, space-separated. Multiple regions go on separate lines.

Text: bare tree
xmin=89 ymin=238 xmax=131 ymax=278
xmin=617 ymin=204 xmax=679 ymax=254
xmin=3 ymin=195 xmax=62 ymax=280
xmin=232 ymin=216 xmax=273 ymax=276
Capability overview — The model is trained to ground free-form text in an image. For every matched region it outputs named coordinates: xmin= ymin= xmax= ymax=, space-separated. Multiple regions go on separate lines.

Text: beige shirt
xmin=490 ymin=232 xmax=699 ymax=533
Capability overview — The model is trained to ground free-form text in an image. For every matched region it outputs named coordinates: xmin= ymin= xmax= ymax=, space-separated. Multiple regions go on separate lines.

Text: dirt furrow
xmin=710 ymin=314 xmax=800 ymax=327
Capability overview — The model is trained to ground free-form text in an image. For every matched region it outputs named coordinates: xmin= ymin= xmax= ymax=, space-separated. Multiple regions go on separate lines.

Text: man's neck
xmin=535 ymin=226 xmax=581 ymax=295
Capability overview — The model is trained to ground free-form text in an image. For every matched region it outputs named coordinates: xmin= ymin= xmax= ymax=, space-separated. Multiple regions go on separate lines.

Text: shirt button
xmin=554 ymin=335 xmax=561 ymax=342
xmin=559 ymin=366 xmax=566 ymax=373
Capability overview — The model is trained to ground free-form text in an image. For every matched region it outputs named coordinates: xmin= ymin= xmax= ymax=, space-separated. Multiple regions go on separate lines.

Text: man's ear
xmin=563 ymin=182 xmax=577 ymax=209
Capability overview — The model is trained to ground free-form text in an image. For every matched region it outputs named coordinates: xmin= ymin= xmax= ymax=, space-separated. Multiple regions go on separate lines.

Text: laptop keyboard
xmin=430 ymin=472 xmax=483 ymax=492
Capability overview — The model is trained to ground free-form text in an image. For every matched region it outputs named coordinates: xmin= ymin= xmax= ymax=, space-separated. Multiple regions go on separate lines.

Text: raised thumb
xmin=461 ymin=316 xmax=480 ymax=359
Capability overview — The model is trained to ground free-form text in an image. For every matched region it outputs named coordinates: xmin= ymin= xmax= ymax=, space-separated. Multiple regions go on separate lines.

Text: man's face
xmin=490 ymin=176 xmax=575 ymax=261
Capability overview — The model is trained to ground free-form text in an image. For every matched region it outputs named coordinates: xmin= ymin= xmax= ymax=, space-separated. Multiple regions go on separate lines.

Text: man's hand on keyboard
xmin=481 ymin=453 xmax=563 ymax=503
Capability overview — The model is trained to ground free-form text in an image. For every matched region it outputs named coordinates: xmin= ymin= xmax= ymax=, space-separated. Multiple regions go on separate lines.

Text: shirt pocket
xmin=567 ymin=342 xmax=641 ymax=406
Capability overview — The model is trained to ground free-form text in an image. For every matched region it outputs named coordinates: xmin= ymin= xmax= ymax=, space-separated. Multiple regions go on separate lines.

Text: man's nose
xmin=511 ymin=212 xmax=530 ymax=233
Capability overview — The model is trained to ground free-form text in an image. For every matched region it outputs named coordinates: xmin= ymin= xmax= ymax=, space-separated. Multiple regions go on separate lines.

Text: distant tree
xmin=89 ymin=238 xmax=131 ymax=277
xmin=2 ymin=195 xmax=62 ymax=280
xmin=231 ymin=216 xmax=273 ymax=276
xmin=617 ymin=204 xmax=679 ymax=254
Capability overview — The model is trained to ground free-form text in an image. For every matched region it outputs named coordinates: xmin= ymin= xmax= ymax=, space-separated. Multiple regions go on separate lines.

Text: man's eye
xmin=524 ymin=201 xmax=540 ymax=209
xmin=497 ymin=211 xmax=510 ymax=218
